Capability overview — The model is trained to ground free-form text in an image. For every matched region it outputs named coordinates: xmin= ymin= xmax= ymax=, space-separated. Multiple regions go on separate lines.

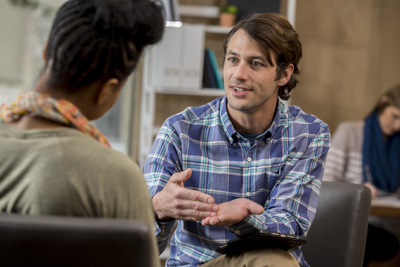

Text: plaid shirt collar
xmin=220 ymin=96 xmax=284 ymax=144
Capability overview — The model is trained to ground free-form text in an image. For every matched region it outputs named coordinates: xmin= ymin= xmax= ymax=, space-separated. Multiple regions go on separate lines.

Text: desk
xmin=370 ymin=195 xmax=400 ymax=216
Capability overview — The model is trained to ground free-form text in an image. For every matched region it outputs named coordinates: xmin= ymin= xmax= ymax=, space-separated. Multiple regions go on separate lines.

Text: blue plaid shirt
xmin=143 ymin=96 xmax=331 ymax=267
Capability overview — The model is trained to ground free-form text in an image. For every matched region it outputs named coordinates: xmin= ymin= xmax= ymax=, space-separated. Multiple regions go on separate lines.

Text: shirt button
xmin=247 ymin=157 xmax=252 ymax=162
xmin=246 ymin=192 xmax=251 ymax=197
xmin=235 ymin=230 xmax=241 ymax=235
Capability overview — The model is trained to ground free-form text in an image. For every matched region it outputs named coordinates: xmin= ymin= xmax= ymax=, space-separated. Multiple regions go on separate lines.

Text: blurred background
xmin=1 ymin=1 xmax=400 ymax=266
xmin=1 ymin=0 xmax=399 ymax=160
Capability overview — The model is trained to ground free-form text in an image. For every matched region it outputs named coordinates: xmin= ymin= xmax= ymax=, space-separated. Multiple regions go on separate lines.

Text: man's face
xmin=223 ymin=29 xmax=281 ymax=115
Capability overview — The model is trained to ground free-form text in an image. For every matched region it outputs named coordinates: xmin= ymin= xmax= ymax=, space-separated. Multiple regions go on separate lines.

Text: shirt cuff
xmin=154 ymin=219 xmax=176 ymax=237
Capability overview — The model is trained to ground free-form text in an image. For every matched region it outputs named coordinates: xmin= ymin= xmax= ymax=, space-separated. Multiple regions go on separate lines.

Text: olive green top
xmin=0 ymin=124 xmax=160 ymax=267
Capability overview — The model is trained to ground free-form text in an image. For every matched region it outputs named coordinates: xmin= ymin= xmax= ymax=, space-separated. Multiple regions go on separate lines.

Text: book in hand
xmin=216 ymin=230 xmax=307 ymax=254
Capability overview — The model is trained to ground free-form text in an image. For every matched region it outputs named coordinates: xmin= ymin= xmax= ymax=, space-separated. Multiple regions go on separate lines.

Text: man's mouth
xmin=233 ymin=87 xmax=246 ymax=93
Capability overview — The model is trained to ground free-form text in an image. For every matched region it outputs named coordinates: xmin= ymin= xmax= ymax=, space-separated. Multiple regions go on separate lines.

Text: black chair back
xmin=302 ymin=181 xmax=371 ymax=267
xmin=0 ymin=213 xmax=157 ymax=267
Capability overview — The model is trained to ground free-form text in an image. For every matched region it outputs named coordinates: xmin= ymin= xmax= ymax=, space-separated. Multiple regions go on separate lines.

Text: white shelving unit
xmin=138 ymin=23 xmax=228 ymax=166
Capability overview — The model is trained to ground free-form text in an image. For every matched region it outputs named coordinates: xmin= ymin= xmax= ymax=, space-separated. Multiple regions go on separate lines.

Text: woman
xmin=324 ymin=84 xmax=400 ymax=266
xmin=0 ymin=0 xmax=163 ymax=265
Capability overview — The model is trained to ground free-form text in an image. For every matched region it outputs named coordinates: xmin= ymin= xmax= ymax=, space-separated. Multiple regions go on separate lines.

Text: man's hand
xmin=201 ymin=198 xmax=264 ymax=227
xmin=364 ymin=182 xmax=378 ymax=200
xmin=152 ymin=168 xmax=219 ymax=221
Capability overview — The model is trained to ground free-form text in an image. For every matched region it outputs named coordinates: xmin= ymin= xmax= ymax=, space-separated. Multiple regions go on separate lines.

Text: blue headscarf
xmin=362 ymin=111 xmax=400 ymax=192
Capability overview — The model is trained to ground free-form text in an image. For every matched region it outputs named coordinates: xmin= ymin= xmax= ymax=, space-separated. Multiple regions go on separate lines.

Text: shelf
xmin=155 ymin=87 xmax=225 ymax=97
xmin=179 ymin=5 xmax=219 ymax=18
xmin=205 ymin=25 xmax=232 ymax=34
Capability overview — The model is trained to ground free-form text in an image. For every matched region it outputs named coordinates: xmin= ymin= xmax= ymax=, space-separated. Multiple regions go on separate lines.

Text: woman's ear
xmin=278 ymin=64 xmax=294 ymax=86
xmin=380 ymin=95 xmax=389 ymax=104
xmin=96 ymin=78 xmax=120 ymax=107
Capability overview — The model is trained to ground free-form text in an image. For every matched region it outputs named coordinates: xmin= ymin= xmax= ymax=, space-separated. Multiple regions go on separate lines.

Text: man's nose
xmin=233 ymin=62 xmax=249 ymax=81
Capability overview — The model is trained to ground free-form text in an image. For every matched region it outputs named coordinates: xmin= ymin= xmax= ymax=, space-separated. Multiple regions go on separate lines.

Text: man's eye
xmin=252 ymin=61 xmax=261 ymax=67
xmin=228 ymin=58 xmax=238 ymax=63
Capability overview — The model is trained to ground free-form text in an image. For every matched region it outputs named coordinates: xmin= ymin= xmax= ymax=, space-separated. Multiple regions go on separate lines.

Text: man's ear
xmin=96 ymin=78 xmax=120 ymax=106
xmin=278 ymin=64 xmax=294 ymax=86
xmin=43 ymin=41 xmax=48 ymax=62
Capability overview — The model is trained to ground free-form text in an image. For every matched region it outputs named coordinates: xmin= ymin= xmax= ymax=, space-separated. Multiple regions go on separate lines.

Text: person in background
xmin=0 ymin=0 xmax=164 ymax=266
xmin=143 ymin=13 xmax=331 ymax=267
xmin=324 ymin=84 xmax=400 ymax=266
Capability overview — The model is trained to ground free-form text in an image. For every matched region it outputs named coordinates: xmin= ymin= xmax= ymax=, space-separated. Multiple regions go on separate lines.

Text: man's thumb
xmin=248 ymin=202 xmax=265 ymax=215
xmin=171 ymin=168 xmax=192 ymax=184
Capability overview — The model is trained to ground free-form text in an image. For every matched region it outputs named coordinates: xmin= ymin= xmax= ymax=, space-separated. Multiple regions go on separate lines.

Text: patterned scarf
xmin=362 ymin=111 xmax=400 ymax=192
xmin=0 ymin=91 xmax=110 ymax=147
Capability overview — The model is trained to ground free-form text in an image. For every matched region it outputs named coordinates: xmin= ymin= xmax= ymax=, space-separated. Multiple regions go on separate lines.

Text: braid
xmin=45 ymin=0 xmax=164 ymax=90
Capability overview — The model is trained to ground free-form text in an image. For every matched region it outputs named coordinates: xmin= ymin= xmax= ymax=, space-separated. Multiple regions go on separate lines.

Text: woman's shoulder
xmin=331 ymin=120 xmax=364 ymax=149
xmin=55 ymin=129 xmax=140 ymax=174
xmin=335 ymin=120 xmax=364 ymax=134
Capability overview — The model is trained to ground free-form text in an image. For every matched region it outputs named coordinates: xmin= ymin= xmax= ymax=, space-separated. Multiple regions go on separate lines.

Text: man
xmin=143 ymin=13 xmax=330 ymax=267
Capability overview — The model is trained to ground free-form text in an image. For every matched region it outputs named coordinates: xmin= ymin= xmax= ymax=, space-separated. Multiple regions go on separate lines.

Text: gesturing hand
xmin=152 ymin=168 xmax=219 ymax=221
xmin=201 ymin=198 xmax=264 ymax=227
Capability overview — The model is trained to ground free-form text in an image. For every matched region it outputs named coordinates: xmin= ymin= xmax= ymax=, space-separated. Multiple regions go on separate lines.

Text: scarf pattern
xmin=0 ymin=91 xmax=110 ymax=147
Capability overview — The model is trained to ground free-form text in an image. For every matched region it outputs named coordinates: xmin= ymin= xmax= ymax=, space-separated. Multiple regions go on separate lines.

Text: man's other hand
xmin=152 ymin=168 xmax=219 ymax=221
xmin=201 ymin=198 xmax=264 ymax=227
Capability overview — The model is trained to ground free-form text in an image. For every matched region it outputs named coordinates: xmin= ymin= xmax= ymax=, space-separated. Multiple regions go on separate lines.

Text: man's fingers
xmin=173 ymin=209 xmax=214 ymax=221
xmin=179 ymin=189 xmax=215 ymax=205
xmin=169 ymin=169 xmax=216 ymax=205
xmin=209 ymin=216 xmax=221 ymax=225
xmin=173 ymin=199 xmax=217 ymax=213
xmin=201 ymin=217 xmax=211 ymax=225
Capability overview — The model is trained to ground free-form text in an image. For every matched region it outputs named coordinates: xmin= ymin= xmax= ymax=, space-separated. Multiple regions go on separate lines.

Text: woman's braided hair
xmin=45 ymin=0 xmax=164 ymax=90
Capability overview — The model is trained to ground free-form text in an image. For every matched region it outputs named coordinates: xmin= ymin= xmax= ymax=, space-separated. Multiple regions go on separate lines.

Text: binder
xmin=180 ymin=24 xmax=205 ymax=89
xmin=154 ymin=24 xmax=206 ymax=90
xmin=155 ymin=26 xmax=182 ymax=88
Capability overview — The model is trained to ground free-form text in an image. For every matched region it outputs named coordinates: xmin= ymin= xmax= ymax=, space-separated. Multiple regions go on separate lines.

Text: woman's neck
xmin=6 ymin=72 xmax=72 ymax=130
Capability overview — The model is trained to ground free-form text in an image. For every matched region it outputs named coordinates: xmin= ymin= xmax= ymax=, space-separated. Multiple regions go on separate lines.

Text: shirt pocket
xmin=254 ymin=162 xmax=283 ymax=205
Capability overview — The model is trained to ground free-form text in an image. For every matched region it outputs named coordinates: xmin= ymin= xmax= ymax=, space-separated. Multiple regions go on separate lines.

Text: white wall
xmin=0 ymin=1 xmax=28 ymax=83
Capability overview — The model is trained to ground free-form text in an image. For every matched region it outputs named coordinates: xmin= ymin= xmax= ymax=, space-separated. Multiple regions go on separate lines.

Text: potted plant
xmin=219 ymin=5 xmax=238 ymax=27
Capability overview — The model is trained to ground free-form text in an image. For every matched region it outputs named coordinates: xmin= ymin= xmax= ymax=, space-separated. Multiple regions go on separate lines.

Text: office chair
xmin=302 ymin=181 xmax=372 ymax=267
xmin=0 ymin=213 xmax=158 ymax=267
